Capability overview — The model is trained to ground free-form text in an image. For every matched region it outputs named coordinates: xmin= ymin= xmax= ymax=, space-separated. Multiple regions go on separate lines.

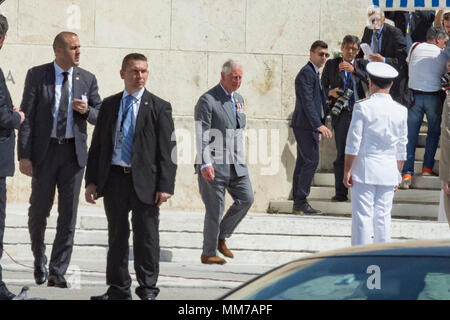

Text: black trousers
xmin=332 ymin=110 xmax=352 ymax=198
xmin=0 ymin=177 xmax=5 ymax=286
xmin=292 ymin=129 xmax=320 ymax=207
xmin=28 ymin=141 xmax=84 ymax=276
xmin=103 ymin=169 xmax=160 ymax=299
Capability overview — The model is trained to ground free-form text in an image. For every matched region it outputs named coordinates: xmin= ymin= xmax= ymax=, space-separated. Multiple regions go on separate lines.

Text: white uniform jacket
xmin=345 ymin=93 xmax=408 ymax=186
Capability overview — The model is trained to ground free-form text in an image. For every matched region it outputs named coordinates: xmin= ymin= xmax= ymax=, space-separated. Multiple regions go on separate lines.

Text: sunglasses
xmin=318 ymin=52 xmax=330 ymax=58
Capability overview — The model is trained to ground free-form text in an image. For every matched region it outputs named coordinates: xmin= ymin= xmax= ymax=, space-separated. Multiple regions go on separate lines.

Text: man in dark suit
xmin=18 ymin=31 xmax=101 ymax=288
xmin=359 ymin=8 xmax=408 ymax=104
xmin=321 ymin=35 xmax=369 ymax=202
xmin=85 ymin=53 xmax=177 ymax=300
xmin=0 ymin=14 xmax=25 ymax=300
xmin=385 ymin=10 xmax=435 ymax=50
xmin=291 ymin=40 xmax=333 ymax=214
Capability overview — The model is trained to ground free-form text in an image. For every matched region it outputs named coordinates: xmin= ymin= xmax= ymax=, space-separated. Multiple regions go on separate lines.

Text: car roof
xmin=298 ymin=239 xmax=450 ymax=260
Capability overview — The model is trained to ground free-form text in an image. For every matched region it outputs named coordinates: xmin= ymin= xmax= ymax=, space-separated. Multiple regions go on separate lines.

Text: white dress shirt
xmin=51 ymin=61 xmax=74 ymax=138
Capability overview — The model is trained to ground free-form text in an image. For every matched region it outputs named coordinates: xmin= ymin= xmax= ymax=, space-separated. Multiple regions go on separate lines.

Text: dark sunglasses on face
xmin=318 ymin=52 xmax=330 ymax=58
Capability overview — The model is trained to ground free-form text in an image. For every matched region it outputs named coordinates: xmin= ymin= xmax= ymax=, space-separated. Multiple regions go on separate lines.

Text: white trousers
xmin=351 ymin=181 xmax=395 ymax=246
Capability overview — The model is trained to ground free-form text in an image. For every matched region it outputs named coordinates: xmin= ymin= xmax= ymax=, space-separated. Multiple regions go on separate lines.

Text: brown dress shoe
xmin=201 ymin=255 xmax=226 ymax=265
xmin=218 ymin=239 xmax=234 ymax=258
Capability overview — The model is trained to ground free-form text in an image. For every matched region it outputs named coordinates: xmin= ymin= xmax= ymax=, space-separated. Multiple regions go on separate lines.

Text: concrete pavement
xmin=0 ymin=259 xmax=273 ymax=300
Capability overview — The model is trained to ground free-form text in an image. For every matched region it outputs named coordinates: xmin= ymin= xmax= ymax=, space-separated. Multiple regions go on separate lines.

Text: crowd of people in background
xmin=291 ymin=6 xmax=450 ymax=245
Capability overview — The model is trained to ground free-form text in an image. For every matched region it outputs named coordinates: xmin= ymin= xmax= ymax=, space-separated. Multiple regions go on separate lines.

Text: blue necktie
xmin=121 ymin=95 xmax=135 ymax=165
xmin=229 ymin=94 xmax=237 ymax=117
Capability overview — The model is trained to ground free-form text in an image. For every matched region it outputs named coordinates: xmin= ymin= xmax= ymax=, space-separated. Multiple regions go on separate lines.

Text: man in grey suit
xmin=18 ymin=31 xmax=101 ymax=288
xmin=195 ymin=59 xmax=254 ymax=265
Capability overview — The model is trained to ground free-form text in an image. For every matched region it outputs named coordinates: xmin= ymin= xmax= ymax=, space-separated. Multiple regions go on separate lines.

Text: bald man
xmin=18 ymin=31 xmax=101 ymax=288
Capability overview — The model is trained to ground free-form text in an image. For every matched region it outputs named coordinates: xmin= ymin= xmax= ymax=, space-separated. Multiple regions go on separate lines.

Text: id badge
xmin=116 ymin=131 xmax=123 ymax=149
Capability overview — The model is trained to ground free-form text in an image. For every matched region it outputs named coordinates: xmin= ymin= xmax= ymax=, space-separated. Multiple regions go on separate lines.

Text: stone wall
xmin=0 ymin=0 xmax=371 ymax=212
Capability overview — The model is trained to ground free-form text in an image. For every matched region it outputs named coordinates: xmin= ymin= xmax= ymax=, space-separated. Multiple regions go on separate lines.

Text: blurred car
xmin=221 ymin=240 xmax=450 ymax=300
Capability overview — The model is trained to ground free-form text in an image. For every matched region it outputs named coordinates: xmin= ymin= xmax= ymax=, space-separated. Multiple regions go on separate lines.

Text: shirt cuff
xmin=345 ymin=149 xmax=359 ymax=156
xmin=396 ymin=153 xmax=407 ymax=161
xmin=201 ymin=163 xmax=212 ymax=170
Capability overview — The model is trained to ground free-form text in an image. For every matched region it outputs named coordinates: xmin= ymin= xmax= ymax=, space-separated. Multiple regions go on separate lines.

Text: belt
xmin=110 ymin=165 xmax=132 ymax=174
xmin=50 ymin=138 xmax=75 ymax=144
xmin=411 ymin=89 xmax=441 ymax=96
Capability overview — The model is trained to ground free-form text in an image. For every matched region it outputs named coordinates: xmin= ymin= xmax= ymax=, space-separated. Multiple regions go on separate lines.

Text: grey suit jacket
xmin=18 ymin=62 xmax=102 ymax=167
xmin=194 ymin=84 xmax=248 ymax=178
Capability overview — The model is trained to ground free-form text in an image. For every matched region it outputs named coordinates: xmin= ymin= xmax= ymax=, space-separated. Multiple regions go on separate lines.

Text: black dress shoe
xmin=90 ymin=293 xmax=132 ymax=300
xmin=47 ymin=274 xmax=69 ymax=288
xmin=331 ymin=195 xmax=348 ymax=202
xmin=139 ymin=292 xmax=156 ymax=300
xmin=292 ymin=203 xmax=321 ymax=215
xmin=0 ymin=284 xmax=16 ymax=300
xmin=34 ymin=265 xmax=48 ymax=285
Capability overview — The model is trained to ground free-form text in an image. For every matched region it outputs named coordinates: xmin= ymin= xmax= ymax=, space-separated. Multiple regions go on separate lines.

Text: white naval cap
xmin=366 ymin=62 xmax=398 ymax=80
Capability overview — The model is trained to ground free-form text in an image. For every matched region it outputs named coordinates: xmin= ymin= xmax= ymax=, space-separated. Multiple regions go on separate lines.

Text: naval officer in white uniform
xmin=343 ymin=62 xmax=408 ymax=246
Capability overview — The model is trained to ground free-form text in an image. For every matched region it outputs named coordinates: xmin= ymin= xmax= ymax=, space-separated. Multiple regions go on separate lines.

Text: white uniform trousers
xmin=351 ymin=181 xmax=395 ymax=246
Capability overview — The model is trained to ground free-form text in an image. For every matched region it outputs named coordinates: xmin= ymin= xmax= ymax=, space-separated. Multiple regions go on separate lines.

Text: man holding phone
xmin=18 ymin=31 xmax=101 ymax=288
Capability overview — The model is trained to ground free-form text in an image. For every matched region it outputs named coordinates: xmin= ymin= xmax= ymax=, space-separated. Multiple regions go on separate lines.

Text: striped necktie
xmin=121 ymin=95 xmax=135 ymax=165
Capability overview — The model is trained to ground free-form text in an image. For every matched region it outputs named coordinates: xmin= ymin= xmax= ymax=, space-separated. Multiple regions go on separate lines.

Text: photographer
xmin=321 ymin=35 xmax=368 ymax=202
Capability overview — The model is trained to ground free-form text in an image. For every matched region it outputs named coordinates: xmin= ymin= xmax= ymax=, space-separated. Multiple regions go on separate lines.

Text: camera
xmin=331 ymin=88 xmax=353 ymax=116
xmin=440 ymin=72 xmax=450 ymax=90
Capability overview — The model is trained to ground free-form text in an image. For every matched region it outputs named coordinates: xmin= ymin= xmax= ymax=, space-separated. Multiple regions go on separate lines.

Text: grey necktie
xmin=373 ymin=31 xmax=381 ymax=54
xmin=56 ymin=71 xmax=70 ymax=139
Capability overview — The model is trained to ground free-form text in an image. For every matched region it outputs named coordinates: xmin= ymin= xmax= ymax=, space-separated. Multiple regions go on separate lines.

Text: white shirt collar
xmin=122 ymin=87 xmax=145 ymax=101
xmin=219 ymin=83 xmax=234 ymax=99
xmin=53 ymin=61 xmax=74 ymax=77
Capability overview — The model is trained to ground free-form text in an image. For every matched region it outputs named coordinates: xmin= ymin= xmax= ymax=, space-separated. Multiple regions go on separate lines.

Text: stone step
xmin=269 ymin=200 xmax=439 ymax=219
xmin=308 ymin=186 xmax=440 ymax=203
xmin=414 ymin=160 xmax=439 ymax=175
xmin=420 ymin=123 xmax=428 ymax=133
xmin=313 ymin=173 xmax=441 ymax=190
xmin=4 ymin=208 xmax=450 ymax=265
xmin=6 ymin=210 xmax=449 ymax=239
xmin=412 ymin=175 xmax=442 ymax=189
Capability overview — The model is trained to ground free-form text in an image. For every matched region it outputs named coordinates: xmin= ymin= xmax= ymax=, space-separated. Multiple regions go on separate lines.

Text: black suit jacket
xmin=18 ymin=62 xmax=101 ymax=167
xmin=359 ymin=23 xmax=408 ymax=103
xmin=85 ymin=89 xmax=177 ymax=205
xmin=385 ymin=10 xmax=435 ymax=43
xmin=0 ymin=68 xmax=21 ymax=177
xmin=291 ymin=62 xmax=327 ymax=131
xmin=321 ymin=57 xmax=369 ymax=109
